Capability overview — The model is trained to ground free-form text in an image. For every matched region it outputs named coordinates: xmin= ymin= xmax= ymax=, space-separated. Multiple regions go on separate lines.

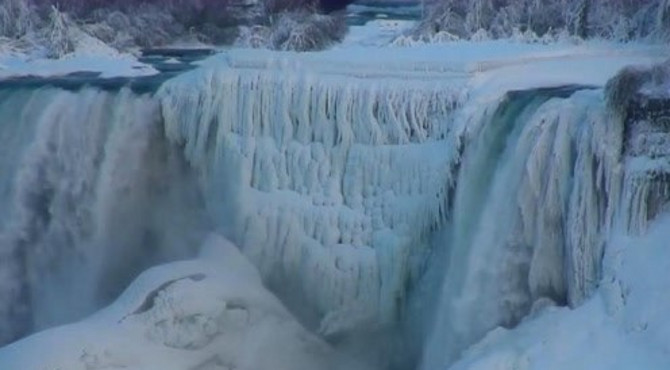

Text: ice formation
xmin=158 ymin=53 xmax=463 ymax=337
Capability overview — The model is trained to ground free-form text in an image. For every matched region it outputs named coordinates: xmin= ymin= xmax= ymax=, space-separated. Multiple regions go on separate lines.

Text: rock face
xmin=0 ymin=235 xmax=361 ymax=370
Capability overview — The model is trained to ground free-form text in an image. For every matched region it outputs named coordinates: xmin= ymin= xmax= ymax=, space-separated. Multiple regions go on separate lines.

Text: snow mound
xmin=0 ymin=234 xmax=360 ymax=370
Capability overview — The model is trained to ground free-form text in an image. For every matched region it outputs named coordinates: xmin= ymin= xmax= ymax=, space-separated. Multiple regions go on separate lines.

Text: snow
xmin=468 ymin=42 xmax=669 ymax=99
xmin=0 ymin=53 xmax=157 ymax=79
xmin=0 ymin=234 xmax=361 ymax=370
xmin=0 ymin=21 xmax=666 ymax=84
xmin=0 ymin=31 xmax=158 ymax=79
xmin=201 ymin=40 xmax=668 ymax=92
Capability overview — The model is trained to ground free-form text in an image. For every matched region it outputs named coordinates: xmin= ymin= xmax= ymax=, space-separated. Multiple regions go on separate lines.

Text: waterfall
xmin=0 ymin=86 xmax=208 ymax=343
xmin=422 ymin=86 xmax=626 ymax=369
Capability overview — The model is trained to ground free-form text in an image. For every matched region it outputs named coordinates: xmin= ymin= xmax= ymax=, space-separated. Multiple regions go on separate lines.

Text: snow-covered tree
xmin=43 ymin=5 xmax=76 ymax=58
xmin=411 ymin=0 xmax=670 ymax=42
xmin=573 ymin=0 xmax=589 ymax=38
xmin=1 ymin=0 xmax=349 ymax=55
xmin=236 ymin=0 xmax=348 ymax=51
xmin=0 ymin=0 xmax=39 ymax=39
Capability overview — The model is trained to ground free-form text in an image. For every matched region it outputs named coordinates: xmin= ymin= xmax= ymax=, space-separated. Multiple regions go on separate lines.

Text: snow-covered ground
xmin=0 ymin=53 xmax=157 ymax=79
xmin=0 ymin=27 xmax=158 ymax=79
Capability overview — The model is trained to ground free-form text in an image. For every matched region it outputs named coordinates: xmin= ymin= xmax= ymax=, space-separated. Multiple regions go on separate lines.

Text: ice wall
xmin=0 ymin=87 xmax=207 ymax=343
xmin=158 ymin=56 xmax=464 ymax=341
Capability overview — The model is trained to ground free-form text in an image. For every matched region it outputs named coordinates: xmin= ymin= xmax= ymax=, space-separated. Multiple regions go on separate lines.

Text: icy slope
xmin=0 ymin=235 xmax=357 ymax=370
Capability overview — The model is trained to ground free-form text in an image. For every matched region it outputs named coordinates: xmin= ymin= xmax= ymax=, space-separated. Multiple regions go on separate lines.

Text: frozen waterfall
xmin=421 ymin=87 xmax=622 ymax=369
xmin=157 ymin=55 xmax=464 ymax=341
xmin=0 ymin=87 xmax=208 ymax=343
xmin=0 ymin=44 xmax=668 ymax=370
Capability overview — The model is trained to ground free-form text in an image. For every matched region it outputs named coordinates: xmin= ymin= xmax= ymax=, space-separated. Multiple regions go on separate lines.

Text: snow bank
xmin=0 ymin=4 xmax=159 ymax=79
xmin=0 ymin=53 xmax=156 ymax=79
xmin=0 ymin=234 xmax=359 ymax=370
xmin=0 ymin=18 xmax=157 ymax=79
